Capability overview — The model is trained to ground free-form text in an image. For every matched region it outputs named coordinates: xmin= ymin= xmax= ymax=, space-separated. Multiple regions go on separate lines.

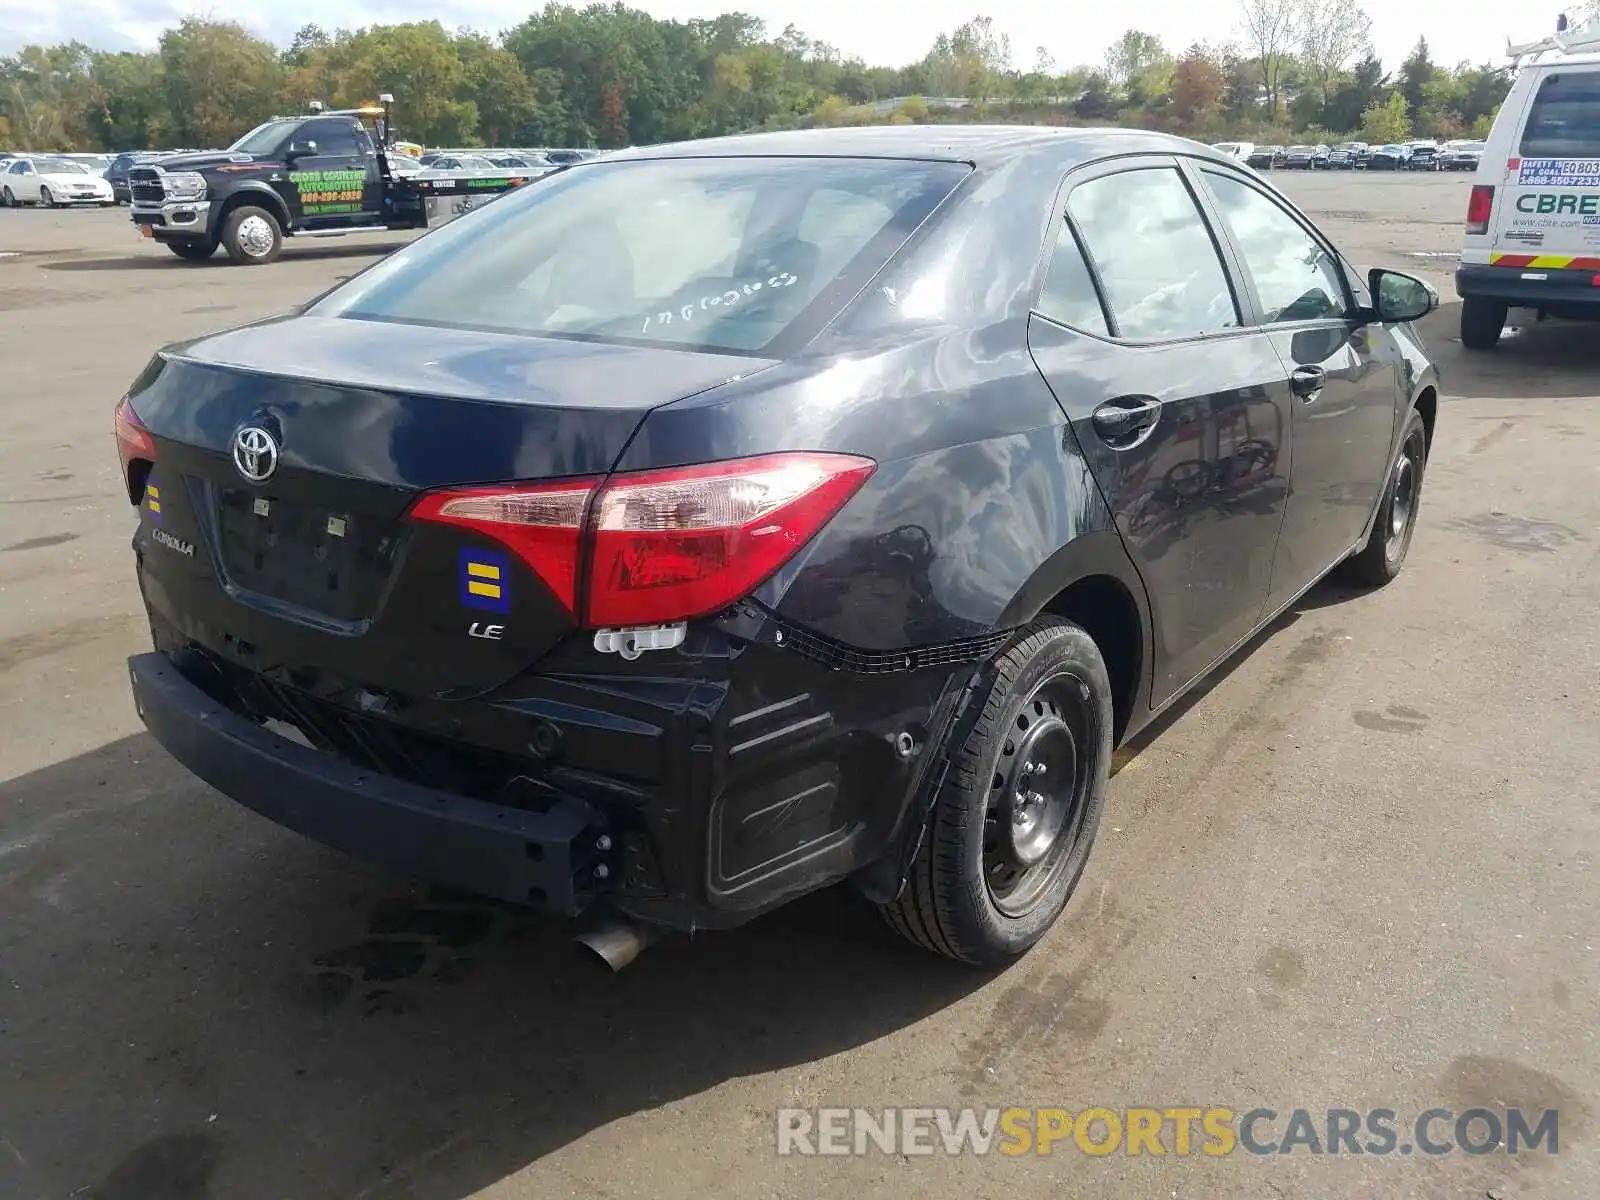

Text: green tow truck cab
xmin=129 ymin=97 xmax=535 ymax=264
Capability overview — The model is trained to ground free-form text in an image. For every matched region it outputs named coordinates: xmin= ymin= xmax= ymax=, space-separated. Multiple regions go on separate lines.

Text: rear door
xmin=1027 ymin=157 xmax=1294 ymax=703
xmin=1191 ymin=164 xmax=1399 ymax=605
xmin=1493 ymin=67 xmax=1600 ymax=268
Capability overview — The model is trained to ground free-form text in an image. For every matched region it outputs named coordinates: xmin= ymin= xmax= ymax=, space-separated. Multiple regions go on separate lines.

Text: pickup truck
xmin=130 ymin=100 xmax=538 ymax=264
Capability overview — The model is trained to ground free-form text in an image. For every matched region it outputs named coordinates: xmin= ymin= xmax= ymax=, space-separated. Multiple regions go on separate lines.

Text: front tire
xmin=220 ymin=205 xmax=282 ymax=264
xmin=39 ymin=186 xmax=55 ymax=208
xmin=882 ymin=618 xmax=1112 ymax=966
xmin=1460 ymin=297 xmax=1508 ymax=350
xmin=1340 ymin=409 xmax=1428 ymax=587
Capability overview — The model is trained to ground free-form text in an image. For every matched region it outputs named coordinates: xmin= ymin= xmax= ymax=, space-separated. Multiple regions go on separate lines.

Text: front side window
xmin=1066 ymin=167 xmax=1239 ymax=340
xmin=1203 ymin=171 xmax=1348 ymax=324
xmin=229 ymin=119 xmax=300 ymax=156
xmin=318 ymin=156 xmax=969 ymax=354
xmin=1520 ymin=71 xmax=1600 ymax=159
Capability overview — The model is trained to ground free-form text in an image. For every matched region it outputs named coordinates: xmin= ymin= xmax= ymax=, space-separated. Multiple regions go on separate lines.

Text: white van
xmin=1210 ymin=141 xmax=1255 ymax=163
xmin=1458 ymin=31 xmax=1600 ymax=348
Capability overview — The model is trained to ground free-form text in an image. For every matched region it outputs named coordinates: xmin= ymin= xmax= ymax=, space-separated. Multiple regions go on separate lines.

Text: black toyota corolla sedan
xmin=118 ymin=127 xmax=1439 ymax=968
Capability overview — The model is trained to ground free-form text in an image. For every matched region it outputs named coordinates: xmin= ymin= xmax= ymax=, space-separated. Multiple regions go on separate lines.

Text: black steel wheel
xmin=982 ymin=676 xmax=1096 ymax=917
xmin=1340 ymin=408 xmax=1428 ymax=587
xmin=882 ymin=618 xmax=1112 ymax=966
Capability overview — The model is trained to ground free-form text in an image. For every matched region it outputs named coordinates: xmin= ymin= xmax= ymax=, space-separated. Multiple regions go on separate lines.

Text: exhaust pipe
xmin=575 ymin=918 xmax=658 ymax=971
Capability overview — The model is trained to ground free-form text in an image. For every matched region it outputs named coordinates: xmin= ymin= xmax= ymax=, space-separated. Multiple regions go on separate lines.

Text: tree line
xmin=0 ymin=4 xmax=1513 ymax=154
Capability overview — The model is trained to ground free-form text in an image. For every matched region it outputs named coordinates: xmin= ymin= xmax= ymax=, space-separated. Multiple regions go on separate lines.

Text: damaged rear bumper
xmin=128 ymin=651 xmax=611 ymax=912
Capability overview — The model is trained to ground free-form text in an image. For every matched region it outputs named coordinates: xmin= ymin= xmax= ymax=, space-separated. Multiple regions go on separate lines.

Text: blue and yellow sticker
xmin=144 ymin=478 xmax=162 ymax=524
xmin=459 ymin=548 xmax=511 ymax=613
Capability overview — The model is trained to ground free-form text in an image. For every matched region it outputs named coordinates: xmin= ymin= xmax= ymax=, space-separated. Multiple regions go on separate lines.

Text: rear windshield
xmin=1520 ymin=71 xmax=1600 ymax=158
xmin=318 ymin=156 xmax=968 ymax=355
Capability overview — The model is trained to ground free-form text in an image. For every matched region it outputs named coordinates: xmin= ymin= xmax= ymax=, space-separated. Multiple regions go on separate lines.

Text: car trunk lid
xmin=129 ymin=316 xmax=768 ymax=699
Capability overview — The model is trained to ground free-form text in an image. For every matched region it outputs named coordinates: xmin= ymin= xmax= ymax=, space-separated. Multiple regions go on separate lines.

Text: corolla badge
xmin=232 ymin=425 xmax=279 ymax=483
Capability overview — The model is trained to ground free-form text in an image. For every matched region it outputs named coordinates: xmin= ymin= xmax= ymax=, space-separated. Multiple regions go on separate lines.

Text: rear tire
xmin=1460 ymin=297 xmax=1507 ymax=350
xmin=881 ymin=618 xmax=1112 ymax=967
xmin=0 ymin=187 xmax=11 ymax=208
xmin=1340 ymin=409 xmax=1428 ymax=588
xmin=167 ymin=239 xmax=218 ymax=261
xmin=221 ymin=205 xmax=282 ymax=264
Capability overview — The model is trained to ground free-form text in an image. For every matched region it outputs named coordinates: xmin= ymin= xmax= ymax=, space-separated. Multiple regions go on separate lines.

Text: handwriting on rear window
xmin=640 ymin=273 xmax=798 ymax=334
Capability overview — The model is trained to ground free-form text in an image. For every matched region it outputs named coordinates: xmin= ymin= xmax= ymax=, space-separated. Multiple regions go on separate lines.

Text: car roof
xmin=599 ymin=125 xmax=1229 ymax=170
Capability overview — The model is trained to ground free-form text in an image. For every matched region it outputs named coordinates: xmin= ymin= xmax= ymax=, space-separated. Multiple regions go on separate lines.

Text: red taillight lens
xmin=408 ymin=479 xmax=597 ymax=612
xmin=405 ymin=452 xmax=875 ymax=628
xmin=1466 ymin=185 xmax=1495 ymax=236
xmin=114 ymin=396 xmax=155 ymax=502
xmin=585 ymin=452 xmax=875 ymax=628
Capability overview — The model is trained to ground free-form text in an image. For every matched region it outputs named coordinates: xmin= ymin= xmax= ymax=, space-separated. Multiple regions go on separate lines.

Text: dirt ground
xmin=0 ymin=171 xmax=1595 ymax=1200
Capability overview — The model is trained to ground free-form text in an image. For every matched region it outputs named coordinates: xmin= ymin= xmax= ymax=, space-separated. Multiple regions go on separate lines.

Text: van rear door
xmin=1493 ymin=68 xmax=1600 ymax=268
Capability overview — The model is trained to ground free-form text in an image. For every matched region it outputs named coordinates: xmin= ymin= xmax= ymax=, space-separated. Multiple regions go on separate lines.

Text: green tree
xmin=1360 ymin=89 xmax=1410 ymax=143
xmin=454 ymin=34 xmax=539 ymax=145
xmin=1239 ymin=0 xmax=1297 ymax=118
xmin=1323 ymin=53 xmax=1385 ymax=132
xmin=1297 ymin=0 xmax=1373 ymax=113
xmin=159 ymin=19 xmax=285 ymax=147
xmin=1398 ymin=36 xmax=1434 ymax=121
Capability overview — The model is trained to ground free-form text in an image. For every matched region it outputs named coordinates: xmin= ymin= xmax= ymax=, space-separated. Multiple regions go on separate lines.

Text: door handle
xmin=1091 ymin=397 xmax=1164 ymax=448
xmin=1290 ymin=366 xmax=1326 ymax=400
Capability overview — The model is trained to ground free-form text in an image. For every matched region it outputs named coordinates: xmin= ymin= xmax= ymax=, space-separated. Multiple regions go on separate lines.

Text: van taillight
xmin=407 ymin=452 xmax=875 ymax=627
xmin=1466 ymin=185 xmax=1495 ymax=235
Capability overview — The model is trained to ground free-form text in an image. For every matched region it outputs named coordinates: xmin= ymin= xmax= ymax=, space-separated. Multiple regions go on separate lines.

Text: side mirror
xmin=287 ymin=140 xmax=319 ymax=160
xmin=1368 ymin=268 xmax=1438 ymax=323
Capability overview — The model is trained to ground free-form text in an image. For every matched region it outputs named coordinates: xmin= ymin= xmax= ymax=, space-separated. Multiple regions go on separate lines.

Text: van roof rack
xmin=1508 ymin=14 xmax=1600 ymax=65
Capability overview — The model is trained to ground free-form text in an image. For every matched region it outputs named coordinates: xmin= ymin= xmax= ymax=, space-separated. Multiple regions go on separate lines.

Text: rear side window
xmin=1066 ymin=167 xmax=1239 ymax=341
xmin=1202 ymin=171 xmax=1349 ymax=323
xmin=320 ymin=157 xmax=969 ymax=355
xmin=1520 ymin=71 xmax=1600 ymax=159
xmin=1035 ymin=222 xmax=1110 ymax=336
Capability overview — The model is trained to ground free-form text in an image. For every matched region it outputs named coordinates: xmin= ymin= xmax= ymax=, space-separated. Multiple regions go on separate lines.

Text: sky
xmin=0 ymin=0 xmax=1579 ymax=71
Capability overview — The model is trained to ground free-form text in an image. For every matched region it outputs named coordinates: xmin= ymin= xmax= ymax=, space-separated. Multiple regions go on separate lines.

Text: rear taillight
xmin=114 ymin=396 xmax=155 ymax=503
xmin=408 ymin=479 xmax=597 ymax=613
xmin=586 ymin=453 xmax=875 ymax=628
xmin=1466 ymin=185 xmax=1495 ymax=236
xmin=406 ymin=452 xmax=875 ymax=627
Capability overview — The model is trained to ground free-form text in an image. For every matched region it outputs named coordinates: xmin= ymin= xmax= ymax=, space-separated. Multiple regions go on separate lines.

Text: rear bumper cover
xmin=128 ymin=651 xmax=609 ymax=913
xmin=1456 ymin=262 xmax=1600 ymax=314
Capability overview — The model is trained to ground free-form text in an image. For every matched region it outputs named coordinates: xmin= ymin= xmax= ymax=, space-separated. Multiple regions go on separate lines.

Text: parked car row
xmin=1239 ymin=139 xmax=1487 ymax=173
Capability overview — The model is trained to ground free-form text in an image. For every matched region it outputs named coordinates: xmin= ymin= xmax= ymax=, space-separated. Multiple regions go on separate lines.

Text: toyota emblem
xmin=232 ymin=425 xmax=279 ymax=483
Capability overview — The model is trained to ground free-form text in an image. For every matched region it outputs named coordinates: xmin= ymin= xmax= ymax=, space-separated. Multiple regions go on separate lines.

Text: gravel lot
xmin=0 ymin=171 xmax=1595 ymax=1200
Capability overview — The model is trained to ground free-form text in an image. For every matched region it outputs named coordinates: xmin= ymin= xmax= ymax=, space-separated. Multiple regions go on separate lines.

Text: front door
xmin=1192 ymin=166 xmax=1399 ymax=605
xmin=282 ymin=117 xmax=380 ymax=228
xmin=1027 ymin=159 xmax=1294 ymax=703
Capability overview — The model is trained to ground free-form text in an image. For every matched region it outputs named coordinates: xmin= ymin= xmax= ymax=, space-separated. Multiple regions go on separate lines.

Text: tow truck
xmin=129 ymin=96 xmax=538 ymax=264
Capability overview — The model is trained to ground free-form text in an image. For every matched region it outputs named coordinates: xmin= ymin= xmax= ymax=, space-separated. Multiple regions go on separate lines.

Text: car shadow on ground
xmin=1417 ymin=301 xmax=1600 ymax=399
xmin=38 ymin=242 xmax=410 ymax=271
xmin=0 ymin=734 xmax=988 ymax=1200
